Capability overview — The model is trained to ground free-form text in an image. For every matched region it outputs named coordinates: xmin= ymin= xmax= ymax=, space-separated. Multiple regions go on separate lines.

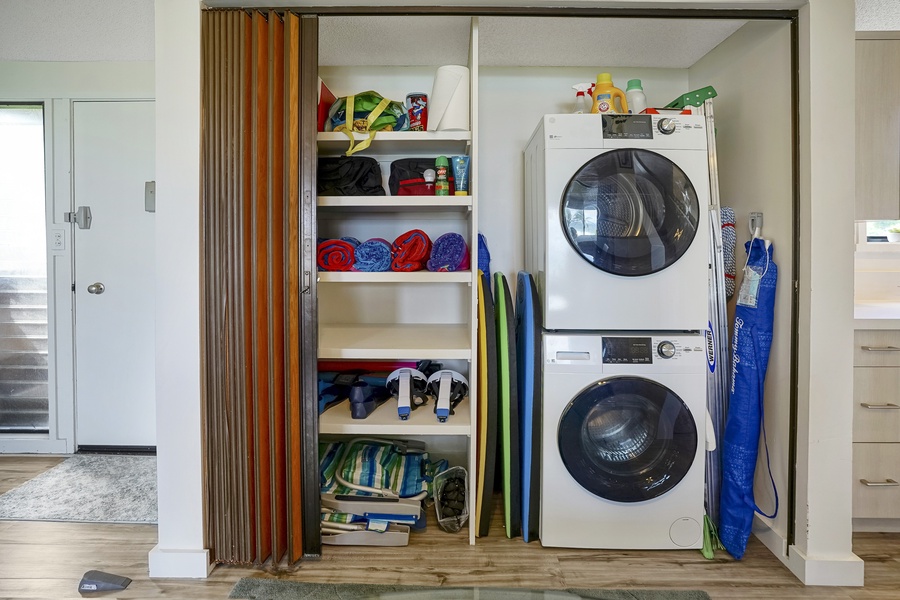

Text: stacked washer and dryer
xmin=524 ymin=113 xmax=711 ymax=550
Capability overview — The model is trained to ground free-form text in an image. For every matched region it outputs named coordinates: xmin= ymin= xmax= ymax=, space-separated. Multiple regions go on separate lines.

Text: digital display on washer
xmin=602 ymin=337 xmax=653 ymax=364
xmin=602 ymin=115 xmax=653 ymax=139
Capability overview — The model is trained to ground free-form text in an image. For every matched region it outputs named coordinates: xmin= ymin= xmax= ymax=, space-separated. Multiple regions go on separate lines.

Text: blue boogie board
xmin=516 ymin=271 xmax=541 ymax=543
xmin=495 ymin=272 xmax=521 ymax=539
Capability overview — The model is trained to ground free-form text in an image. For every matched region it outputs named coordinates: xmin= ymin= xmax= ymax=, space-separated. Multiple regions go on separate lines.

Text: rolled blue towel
xmin=353 ymin=238 xmax=393 ymax=272
xmin=427 ymin=232 xmax=470 ymax=272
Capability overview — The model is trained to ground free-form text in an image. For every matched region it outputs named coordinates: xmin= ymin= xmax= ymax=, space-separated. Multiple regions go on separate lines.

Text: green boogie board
xmin=495 ymin=272 xmax=521 ymax=539
xmin=475 ymin=271 xmax=498 ymax=537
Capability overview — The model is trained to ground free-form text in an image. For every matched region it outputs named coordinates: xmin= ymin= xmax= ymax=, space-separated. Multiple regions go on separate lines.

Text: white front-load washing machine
xmin=524 ymin=113 xmax=710 ymax=331
xmin=541 ymin=331 xmax=707 ymax=550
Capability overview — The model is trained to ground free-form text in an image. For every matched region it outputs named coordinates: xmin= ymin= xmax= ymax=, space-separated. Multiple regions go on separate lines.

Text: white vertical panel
xmin=149 ymin=0 xmax=209 ymax=579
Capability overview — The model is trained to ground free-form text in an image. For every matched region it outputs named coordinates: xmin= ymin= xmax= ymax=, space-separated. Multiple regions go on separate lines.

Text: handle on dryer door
xmin=705 ymin=410 xmax=717 ymax=452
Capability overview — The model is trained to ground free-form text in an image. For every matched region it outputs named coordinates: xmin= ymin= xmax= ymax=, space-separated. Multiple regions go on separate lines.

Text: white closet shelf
xmin=319 ymin=396 xmax=471 ymax=436
xmin=319 ymin=323 xmax=472 ymax=359
xmin=318 ymin=271 xmax=472 ymax=283
xmin=317 ymin=131 xmax=471 ymax=155
xmin=318 ymin=196 xmax=472 ymax=211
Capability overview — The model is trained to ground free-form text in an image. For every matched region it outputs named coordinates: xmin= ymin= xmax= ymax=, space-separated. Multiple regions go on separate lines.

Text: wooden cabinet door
xmin=856 ymin=39 xmax=900 ymax=220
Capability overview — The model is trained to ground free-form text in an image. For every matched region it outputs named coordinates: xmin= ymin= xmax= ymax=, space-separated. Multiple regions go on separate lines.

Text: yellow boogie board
xmin=475 ymin=271 xmax=499 ymax=537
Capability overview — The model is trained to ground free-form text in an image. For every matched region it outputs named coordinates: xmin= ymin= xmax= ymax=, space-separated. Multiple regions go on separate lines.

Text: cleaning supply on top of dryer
xmin=572 ymin=83 xmax=592 ymax=114
xmin=590 ymin=73 xmax=628 ymax=114
xmin=625 ymin=79 xmax=648 ymax=114
xmin=435 ymin=156 xmax=450 ymax=196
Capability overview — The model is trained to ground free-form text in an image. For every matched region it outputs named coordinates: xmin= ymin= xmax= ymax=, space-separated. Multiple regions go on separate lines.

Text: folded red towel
xmin=391 ymin=229 xmax=432 ymax=272
xmin=317 ymin=239 xmax=356 ymax=271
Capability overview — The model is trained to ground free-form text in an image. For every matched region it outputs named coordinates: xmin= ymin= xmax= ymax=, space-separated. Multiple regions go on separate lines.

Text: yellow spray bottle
xmin=590 ymin=73 xmax=628 ymax=115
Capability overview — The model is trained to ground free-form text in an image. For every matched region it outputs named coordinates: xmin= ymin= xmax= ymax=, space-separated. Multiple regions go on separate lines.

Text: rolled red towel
xmin=391 ymin=229 xmax=432 ymax=272
xmin=317 ymin=239 xmax=356 ymax=271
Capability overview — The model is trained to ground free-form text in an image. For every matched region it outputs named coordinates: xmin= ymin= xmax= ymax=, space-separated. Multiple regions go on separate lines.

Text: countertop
xmin=855 ymin=302 xmax=900 ymax=329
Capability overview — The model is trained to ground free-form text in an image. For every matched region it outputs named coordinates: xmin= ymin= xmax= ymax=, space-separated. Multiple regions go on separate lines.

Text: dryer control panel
xmin=601 ymin=114 xmax=653 ymax=140
xmin=601 ymin=335 xmax=703 ymax=364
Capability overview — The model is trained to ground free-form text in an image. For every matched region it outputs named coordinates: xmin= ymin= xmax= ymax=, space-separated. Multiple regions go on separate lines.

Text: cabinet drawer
xmin=854 ymin=367 xmax=900 ymax=442
xmin=853 ymin=443 xmax=900 ymax=518
xmin=854 ymin=331 xmax=900 ymax=366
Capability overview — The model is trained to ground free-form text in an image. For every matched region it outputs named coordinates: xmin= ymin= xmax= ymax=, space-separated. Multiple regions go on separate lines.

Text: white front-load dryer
xmin=524 ymin=114 xmax=710 ymax=331
xmin=540 ymin=332 xmax=707 ymax=550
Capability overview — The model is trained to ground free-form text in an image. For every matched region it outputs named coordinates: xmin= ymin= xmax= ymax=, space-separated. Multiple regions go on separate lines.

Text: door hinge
xmin=72 ymin=283 xmax=76 ymax=292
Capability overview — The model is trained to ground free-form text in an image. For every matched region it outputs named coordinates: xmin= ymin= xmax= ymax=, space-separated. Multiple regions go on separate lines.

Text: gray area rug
xmin=0 ymin=454 xmax=157 ymax=523
xmin=229 ymin=580 xmax=711 ymax=600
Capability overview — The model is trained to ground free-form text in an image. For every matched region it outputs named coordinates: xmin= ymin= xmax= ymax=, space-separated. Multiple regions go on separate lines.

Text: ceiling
xmin=320 ymin=15 xmax=748 ymax=68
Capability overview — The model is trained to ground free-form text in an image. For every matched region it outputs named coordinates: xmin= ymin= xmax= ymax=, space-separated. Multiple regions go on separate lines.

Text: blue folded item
xmin=477 ymin=233 xmax=491 ymax=292
xmin=353 ymin=238 xmax=393 ymax=272
xmin=349 ymin=380 xmax=392 ymax=419
xmin=318 ymin=371 xmax=356 ymax=413
xmin=427 ymin=232 xmax=470 ymax=272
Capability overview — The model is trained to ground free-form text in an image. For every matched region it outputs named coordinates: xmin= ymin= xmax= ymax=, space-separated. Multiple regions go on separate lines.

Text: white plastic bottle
xmin=625 ymin=79 xmax=648 ymax=115
xmin=572 ymin=83 xmax=591 ymax=114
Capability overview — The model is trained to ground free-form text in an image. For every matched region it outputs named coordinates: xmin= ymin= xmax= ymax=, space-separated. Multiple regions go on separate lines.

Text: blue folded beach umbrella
xmin=719 ymin=237 xmax=779 ymax=560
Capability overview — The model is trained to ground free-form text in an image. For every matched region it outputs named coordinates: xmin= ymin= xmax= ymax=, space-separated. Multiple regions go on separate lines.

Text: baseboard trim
xmin=853 ymin=518 xmax=900 ymax=533
xmin=148 ymin=546 xmax=212 ymax=579
xmin=753 ymin=517 xmax=864 ymax=586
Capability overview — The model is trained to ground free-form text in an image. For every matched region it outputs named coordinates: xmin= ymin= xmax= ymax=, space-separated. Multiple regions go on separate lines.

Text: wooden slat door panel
xmin=200 ymin=8 xmax=317 ymax=566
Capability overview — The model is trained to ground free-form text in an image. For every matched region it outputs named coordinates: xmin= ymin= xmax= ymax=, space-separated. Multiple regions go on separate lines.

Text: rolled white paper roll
xmin=429 ymin=65 xmax=470 ymax=131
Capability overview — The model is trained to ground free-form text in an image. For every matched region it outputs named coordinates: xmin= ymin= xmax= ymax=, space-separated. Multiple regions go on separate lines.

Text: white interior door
xmin=73 ymin=100 xmax=155 ymax=448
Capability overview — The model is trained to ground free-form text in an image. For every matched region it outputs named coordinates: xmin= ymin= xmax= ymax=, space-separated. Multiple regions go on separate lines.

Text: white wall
xmin=688 ymin=17 xmax=794 ymax=551
xmin=148 ymin=0 xmax=208 ymax=578
xmin=791 ymin=0 xmax=862 ymax=585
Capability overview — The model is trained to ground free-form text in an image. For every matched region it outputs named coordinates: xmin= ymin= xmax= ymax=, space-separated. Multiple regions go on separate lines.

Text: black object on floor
xmin=78 ymin=570 xmax=132 ymax=594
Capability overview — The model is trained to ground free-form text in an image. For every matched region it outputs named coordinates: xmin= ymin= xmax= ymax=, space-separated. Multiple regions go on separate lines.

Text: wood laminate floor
xmin=0 ymin=456 xmax=897 ymax=599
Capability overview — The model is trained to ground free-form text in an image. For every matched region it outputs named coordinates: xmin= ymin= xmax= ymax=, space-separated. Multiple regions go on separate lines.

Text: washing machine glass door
xmin=560 ymin=149 xmax=700 ymax=276
xmin=558 ymin=376 xmax=698 ymax=503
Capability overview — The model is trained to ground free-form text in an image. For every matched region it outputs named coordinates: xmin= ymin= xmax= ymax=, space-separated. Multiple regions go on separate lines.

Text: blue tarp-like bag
xmin=719 ymin=238 xmax=779 ymax=559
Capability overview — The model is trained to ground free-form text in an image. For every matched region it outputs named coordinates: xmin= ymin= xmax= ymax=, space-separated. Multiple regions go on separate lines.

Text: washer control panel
xmin=601 ymin=336 xmax=703 ymax=364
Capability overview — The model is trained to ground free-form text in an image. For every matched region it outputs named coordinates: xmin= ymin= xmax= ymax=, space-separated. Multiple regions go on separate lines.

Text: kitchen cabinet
xmin=853 ymin=329 xmax=900 ymax=524
xmin=855 ymin=39 xmax=900 ymax=220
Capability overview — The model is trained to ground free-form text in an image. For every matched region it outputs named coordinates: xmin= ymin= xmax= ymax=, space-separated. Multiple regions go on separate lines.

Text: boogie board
xmin=516 ymin=271 xmax=542 ymax=543
xmin=475 ymin=271 xmax=498 ymax=537
xmin=495 ymin=271 xmax=521 ymax=539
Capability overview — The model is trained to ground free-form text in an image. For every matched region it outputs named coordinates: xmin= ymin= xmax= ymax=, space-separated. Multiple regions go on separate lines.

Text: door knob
xmin=87 ymin=282 xmax=105 ymax=295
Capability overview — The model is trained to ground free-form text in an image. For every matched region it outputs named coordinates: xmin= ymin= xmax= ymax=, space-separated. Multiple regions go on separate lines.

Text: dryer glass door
xmin=560 ymin=149 xmax=700 ymax=276
xmin=558 ymin=376 xmax=698 ymax=503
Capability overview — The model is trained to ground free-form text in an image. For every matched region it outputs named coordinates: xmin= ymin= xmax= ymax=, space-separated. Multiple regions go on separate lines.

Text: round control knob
xmin=658 ymin=341 xmax=676 ymax=359
xmin=657 ymin=118 xmax=677 ymax=135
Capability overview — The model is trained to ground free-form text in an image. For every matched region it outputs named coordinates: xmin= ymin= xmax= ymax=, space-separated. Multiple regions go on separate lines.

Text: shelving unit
xmin=316 ymin=16 xmax=480 ymax=544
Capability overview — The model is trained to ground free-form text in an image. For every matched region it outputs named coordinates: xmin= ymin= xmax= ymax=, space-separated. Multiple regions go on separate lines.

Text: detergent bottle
xmin=625 ymin=79 xmax=648 ymax=114
xmin=590 ymin=73 xmax=628 ymax=115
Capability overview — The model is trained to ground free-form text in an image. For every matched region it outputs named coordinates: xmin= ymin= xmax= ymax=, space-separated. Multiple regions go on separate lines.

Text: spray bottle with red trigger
xmin=572 ymin=83 xmax=593 ymax=114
